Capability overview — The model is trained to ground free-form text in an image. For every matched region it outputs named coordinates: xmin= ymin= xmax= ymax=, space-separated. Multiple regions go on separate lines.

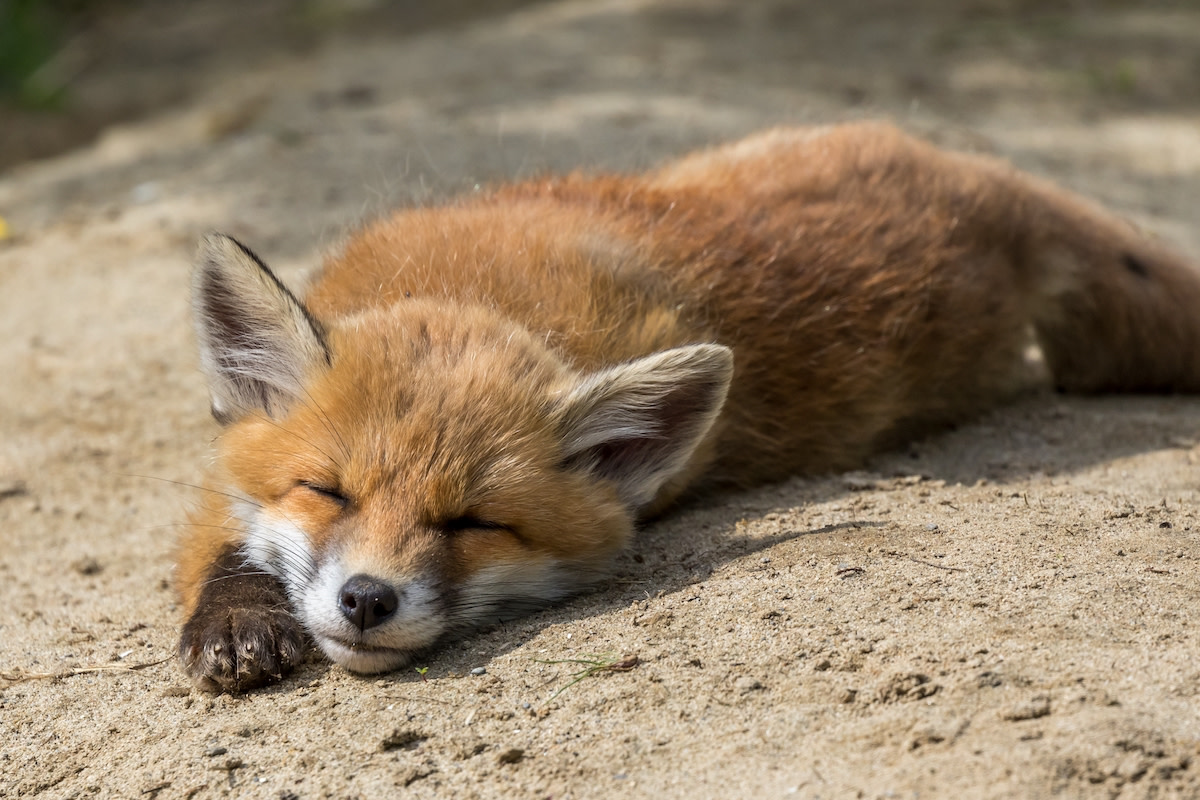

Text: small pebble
xmin=735 ymin=677 xmax=765 ymax=694
xmin=925 ymin=523 xmax=939 ymax=531
xmin=72 ymin=557 xmax=103 ymax=576
xmin=1001 ymin=695 xmax=1051 ymax=722
xmin=131 ymin=182 xmax=159 ymax=204
xmin=379 ymin=729 xmax=427 ymax=752
xmin=497 ymin=748 xmax=524 ymax=765
xmin=470 ymin=667 xmax=487 ymax=676
xmin=204 ymin=747 xmax=227 ymax=757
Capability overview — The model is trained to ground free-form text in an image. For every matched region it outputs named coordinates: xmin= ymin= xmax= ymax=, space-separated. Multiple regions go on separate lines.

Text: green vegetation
xmin=534 ymin=653 xmax=640 ymax=701
xmin=0 ymin=0 xmax=83 ymax=108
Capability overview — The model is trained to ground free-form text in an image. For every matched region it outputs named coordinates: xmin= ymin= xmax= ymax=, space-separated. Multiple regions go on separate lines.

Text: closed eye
xmin=440 ymin=515 xmax=508 ymax=534
xmin=299 ymin=481 xmax=349 ymax=507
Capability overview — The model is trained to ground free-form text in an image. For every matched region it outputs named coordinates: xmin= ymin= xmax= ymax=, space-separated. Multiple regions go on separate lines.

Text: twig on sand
xmin=886 ymin=550 xmax=966 ymax=572
xmin=0 ymin=656 xmax=171 ymax=684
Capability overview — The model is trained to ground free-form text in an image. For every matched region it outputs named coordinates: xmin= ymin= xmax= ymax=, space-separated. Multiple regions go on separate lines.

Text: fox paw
xmin=180 ymin=603 xmax=306 ymax=693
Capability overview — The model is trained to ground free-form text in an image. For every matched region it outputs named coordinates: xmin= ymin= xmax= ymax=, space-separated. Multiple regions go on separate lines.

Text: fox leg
xmin=175 ymin=502 xmax=306 ymax=693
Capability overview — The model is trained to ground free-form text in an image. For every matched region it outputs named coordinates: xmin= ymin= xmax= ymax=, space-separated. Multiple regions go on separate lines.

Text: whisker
xmin=199 ymin=569 xmax=278 ymax=589
xmin=229 ymin=511 xmax=320 ymax=583
xmin=297 ymin=386 xmax=353 ymax=466
xmin=122 ymin=474 xmax=262 ymax=509
xmin=246 ymin=410 xmax=345 ymax=472
xmin=239 ymin=535 xmax=318 ymax=583
xmin=168 ymin=499 xmax=319 ymax=586
xmin=258 ymin=546 xmax=318 ymax=583
xmin=137 ymin=476 xmax=320 ymax=588
xmin=138 ymin=522 xmax=248 ymax=535
xmin=251 ymin=518 xmax=319 ymax=578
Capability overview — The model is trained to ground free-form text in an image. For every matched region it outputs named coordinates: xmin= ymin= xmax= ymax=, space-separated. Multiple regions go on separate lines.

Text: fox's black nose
xmin=339 ymin=575 xmax=399 ymax=630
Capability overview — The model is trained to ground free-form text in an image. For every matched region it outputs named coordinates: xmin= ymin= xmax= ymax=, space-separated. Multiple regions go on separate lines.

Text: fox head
xmin=191 ymin=233 xmax=732 ymax=674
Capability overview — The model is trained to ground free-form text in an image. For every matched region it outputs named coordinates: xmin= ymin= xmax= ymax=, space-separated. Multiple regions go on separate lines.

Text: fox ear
xmin=192 ymin=233 xmax=329 ymax=424
xmin=557 ymin=344 xmax=733 ymax=514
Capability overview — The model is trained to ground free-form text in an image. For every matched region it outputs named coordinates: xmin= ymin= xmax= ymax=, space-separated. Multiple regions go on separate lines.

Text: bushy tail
xmin=1017 ymin=175 xmax=1200 ymax=393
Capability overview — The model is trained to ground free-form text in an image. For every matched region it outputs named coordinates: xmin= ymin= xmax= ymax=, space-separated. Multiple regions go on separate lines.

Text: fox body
xmin=178 ymin=122 xmax=1200 ymax=692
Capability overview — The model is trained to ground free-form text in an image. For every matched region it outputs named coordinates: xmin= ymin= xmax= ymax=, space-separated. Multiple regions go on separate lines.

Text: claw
xmin=179 ymin=549 xmax=307 ymax=693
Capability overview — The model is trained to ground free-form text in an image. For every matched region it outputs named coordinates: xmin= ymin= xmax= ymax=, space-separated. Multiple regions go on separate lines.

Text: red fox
xmin=177 ymin=122 xmax=1200 ymax=692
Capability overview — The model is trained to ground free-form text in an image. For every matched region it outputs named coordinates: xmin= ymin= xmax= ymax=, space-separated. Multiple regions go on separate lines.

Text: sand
xmin=2 ymin=1 xmax=1199 ymax=797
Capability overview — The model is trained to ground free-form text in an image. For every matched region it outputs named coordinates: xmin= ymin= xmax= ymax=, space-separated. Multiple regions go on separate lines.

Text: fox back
xmin=176 ymin=122 xmax=1200 ymax=691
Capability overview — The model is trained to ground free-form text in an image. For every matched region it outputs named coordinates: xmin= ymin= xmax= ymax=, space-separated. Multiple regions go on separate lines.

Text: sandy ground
xmin=2 ymin=1 xmax=1200 ymax=797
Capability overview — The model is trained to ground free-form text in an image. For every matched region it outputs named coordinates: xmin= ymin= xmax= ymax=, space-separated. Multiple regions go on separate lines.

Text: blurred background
xmin=2 ymin=0 xmax=1198 ymax=260
xmin=3 ymin=0 xmax=1198 ymax=168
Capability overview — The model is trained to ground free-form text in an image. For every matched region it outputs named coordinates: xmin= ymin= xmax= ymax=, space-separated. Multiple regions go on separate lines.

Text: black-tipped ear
xmin=192 ymin=233 xmax=329 ymax=424
xmin=556 ymin=344 xmax=733 ymax=514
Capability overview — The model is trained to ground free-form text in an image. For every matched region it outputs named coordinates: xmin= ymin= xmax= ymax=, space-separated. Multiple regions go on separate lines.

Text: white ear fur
xmin=192 ymin=233 xmax=329 ymax=423
xmin=557 ymin=344 xmax=733 ymax=513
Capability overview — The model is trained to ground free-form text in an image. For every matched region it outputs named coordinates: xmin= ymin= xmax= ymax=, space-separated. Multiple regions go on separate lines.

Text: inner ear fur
xmin=557 ymin=344 xmax=734 ymax=514
xmin=192 ymin=233 xmax=329 ymax=424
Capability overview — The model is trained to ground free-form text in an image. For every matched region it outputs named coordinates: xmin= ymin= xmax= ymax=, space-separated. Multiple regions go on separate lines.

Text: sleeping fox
xmin=177 ymin=122 xmax=1200 ymax=692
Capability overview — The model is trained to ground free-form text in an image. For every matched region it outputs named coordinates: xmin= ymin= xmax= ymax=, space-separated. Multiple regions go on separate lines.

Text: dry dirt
xmin=2 ymin=1 xmax=1200 ymax=798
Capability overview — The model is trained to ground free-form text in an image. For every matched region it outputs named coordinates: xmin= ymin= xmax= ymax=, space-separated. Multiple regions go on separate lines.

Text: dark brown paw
xmin=178 ymin=546 xmax=307 ymax=693
xmin=180 ymin=602 xmax=306 ymax=693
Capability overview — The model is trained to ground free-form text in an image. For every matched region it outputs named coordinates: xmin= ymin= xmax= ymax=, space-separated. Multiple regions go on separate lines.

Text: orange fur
xmin=176 ymin=122 xmax=1200 ymax=691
